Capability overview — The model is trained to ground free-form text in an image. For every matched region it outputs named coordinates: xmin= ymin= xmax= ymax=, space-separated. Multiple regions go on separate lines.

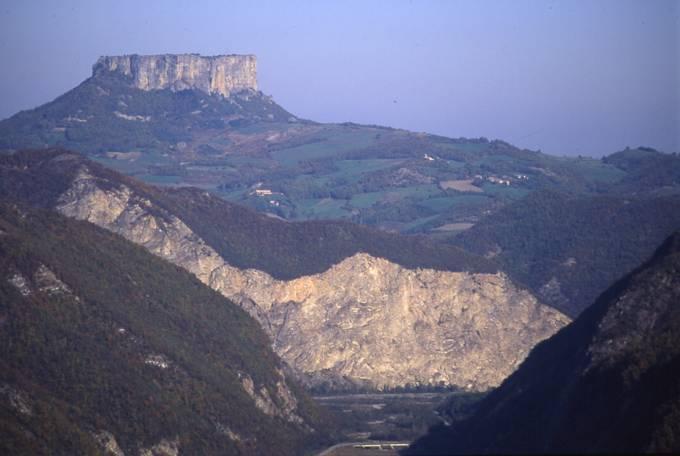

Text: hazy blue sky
xmin=0 ymin=0 xmax=678 ymax=156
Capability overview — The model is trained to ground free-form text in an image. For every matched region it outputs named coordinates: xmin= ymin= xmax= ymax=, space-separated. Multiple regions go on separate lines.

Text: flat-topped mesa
xmin=92 ymin=54 xmax=257 ymax=97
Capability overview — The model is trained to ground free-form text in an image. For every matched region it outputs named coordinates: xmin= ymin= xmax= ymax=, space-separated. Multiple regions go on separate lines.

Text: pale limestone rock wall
xmin=93 ymin=54 xmax=257 ymax=97
xmin=239 ymin=370 xmax=304 ymax=425
xmin=34 ymin=264 xmax=73 ymax=296
xmin=210 ymin=255 xmax=568 ymax=389
xmin=56 ymin=166 xmax=570 ymax=390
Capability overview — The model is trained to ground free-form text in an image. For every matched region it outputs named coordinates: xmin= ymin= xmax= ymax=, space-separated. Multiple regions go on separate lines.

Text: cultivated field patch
xmin=439 ymin=179 xmax=484 ymax=193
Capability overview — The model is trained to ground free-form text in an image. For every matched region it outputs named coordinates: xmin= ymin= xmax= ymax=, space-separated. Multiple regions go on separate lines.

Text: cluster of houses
xmin=252 ymin=188 xmax=274 ymax=196
xmin=144 ymin=354 xmax=170 ymax=369
xmin=249 ymin=184 xmax=282 ymax=206
xmin=475 ymin=173 xmax=529 ymax=186
xmin=420 ymin=152 xmax=530 ymax=188
xmin=486 ymin=175 xmax=512 ymax=186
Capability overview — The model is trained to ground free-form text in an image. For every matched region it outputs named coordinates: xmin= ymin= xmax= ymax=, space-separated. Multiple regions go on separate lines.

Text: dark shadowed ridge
xmin=0 ymin=200 xmax=336 ymax=456
xmin=407 ymin=231 xmax=680 ymax=454
xmin=0 ymin=149 xmax=498 ymax=280
xmin=452 ymin=189 xmax=680 ymax=316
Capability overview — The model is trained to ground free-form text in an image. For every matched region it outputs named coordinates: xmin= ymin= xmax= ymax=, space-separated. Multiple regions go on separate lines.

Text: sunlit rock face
xmin=93 ymin=54 xmax=257 ymax=97
xmin=57 ymin=166 xmax=570 ymax=391
xmin=213 ymin=254 xmax=569 ymax=390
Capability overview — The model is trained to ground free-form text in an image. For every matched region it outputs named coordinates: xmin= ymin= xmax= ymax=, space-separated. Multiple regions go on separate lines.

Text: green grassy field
xmin=294 ymin=197 xmax=351 ymax=219
xmin=271 ymin=129 xmax=379 ymax=165
xmin=569 ymin=158 xmax=627 ymax=183
xmin=350 ymin=192 xmax=385 ymax=209
xmin=479 ymin=183 xmax=530 ymax=199
xmin=332 ymin=159 xmax=406 ymax=176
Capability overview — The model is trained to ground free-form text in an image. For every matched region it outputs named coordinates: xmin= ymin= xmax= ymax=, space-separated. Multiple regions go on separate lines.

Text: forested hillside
xmin=0 ymin=200 xmax=334 ymax=455
xmin=452 ymin=190 xmax=680 ymax=315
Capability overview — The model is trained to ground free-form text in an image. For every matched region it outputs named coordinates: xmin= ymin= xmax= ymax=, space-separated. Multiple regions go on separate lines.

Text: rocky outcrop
xmin=239 ymin=370 xmax=305 ymax=425
xmin=56 ymin=166 xmax=569 ymax=390
xmin=0 ymin=384 xmax=32 ymax=417
xmin=34 ymin=264 xmax=74 ymax=296
xmin=92 ymin=430 xmax=125 ymax=456
xmin=93 ymin=54 xmax=257 ymax=97
xmin=7 ymin=273 xmax=31 ymax=296
xmin=213 ymin=254 xmax=568 ymax=390
xmin=138 ymin=438 xmax=180 ymax=456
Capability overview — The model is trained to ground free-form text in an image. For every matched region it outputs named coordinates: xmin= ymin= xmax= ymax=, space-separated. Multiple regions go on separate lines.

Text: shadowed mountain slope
xmin=408 ymin=231 xmax=680 ymax=454
xmin=6 ymin=56 xmax=677 ymax=240
xmin=451 ymin=189 xmax=680 ymax=316
xmin=0 ymin=200 xmax=333 ymax=456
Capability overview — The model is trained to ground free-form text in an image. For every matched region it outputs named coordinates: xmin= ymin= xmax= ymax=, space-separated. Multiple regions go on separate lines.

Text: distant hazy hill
xmin=408 ymin=231 xmax=680 ymax=454
xmin=5 ymin=55 xmax=676 ymax=236
xmin=452 ymin=189 xmax=680 ymax=316
xmin=0 ymin=67 xmax=294 ymax=154
xmin=0 ymin=149 xmax=569 ymax=392
xmin=3 ymin=61 xmax=677 ymax=321
xmin=602 ymin=147 xmax=680 ymax=194
xmin=0 ymin=201 xmax=333 ymax=456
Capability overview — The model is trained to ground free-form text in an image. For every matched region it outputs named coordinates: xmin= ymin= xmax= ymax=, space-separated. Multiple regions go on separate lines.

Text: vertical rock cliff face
xmin=55 ymin=163 xmax=570 ymax=391
xmin=93 ymin=54 xmax=257 ymax=97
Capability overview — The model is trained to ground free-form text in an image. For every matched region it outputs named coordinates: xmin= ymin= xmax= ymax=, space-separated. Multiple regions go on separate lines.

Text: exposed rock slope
xmin=1 ymin=150 xmax=570 ymax=391
xmin=94 ymin=54 xmax=257 ymax=97
xmin=409 ymin=232 xmax=680 ymax=454
xmin=206 ymin=253 xmax=566 ymax=390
